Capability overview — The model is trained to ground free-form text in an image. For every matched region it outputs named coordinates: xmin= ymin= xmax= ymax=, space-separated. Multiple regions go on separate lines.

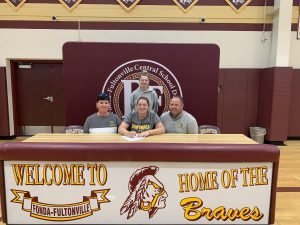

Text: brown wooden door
xmin=51 ymin=64 xmax=65 ymax=127
xmin=218 ymin=69 xmax=259 ymax=135
xmin=14 ymin=62 xmax=65 ymax=135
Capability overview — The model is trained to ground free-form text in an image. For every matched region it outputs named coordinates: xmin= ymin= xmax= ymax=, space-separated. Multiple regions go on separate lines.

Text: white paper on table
xmin=122 ymin=136 xmax=145 ymax=142
xmin=89 ymin=127 xmax=117 ymax=134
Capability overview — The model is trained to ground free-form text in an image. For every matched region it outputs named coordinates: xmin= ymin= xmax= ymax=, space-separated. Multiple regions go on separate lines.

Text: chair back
xmin=62 ymin=125 xmax=84 ymax=134
xmin=199 ymin=125 xmax=221 ymax=134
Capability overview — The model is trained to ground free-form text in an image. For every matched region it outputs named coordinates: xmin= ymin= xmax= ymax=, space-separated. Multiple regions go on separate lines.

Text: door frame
xmin=10 ymin=59 xmax=63 ymax=136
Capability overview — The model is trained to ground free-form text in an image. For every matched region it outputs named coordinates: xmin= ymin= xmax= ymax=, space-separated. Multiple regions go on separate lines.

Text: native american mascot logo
xmin=120 ymin=166 xmax=168 ymax=219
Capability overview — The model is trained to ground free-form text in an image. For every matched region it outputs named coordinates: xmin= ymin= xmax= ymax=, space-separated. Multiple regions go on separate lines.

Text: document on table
xmin=122 ymin=136 xmax=145 ymax=142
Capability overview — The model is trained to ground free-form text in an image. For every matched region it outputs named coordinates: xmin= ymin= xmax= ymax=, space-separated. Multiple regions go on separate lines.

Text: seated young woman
xmin=118 ymin=97 xmax=165 ymax=138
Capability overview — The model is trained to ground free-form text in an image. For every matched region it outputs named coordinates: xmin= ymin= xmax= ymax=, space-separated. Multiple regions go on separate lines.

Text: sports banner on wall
xmin=172 ymin=0 xmax=199 ymax=13
xmin=224 ymin=0 xmax=252 ymax=13
xmin=4 ymin=0 xmax=27 ymax=10
xmin=116 ymin=0 xmax=141 ymax=11
xmin=58 ymin=0 xmax=82 ymax=11
xmin=5 ymin=161 xmax=272 ymax=224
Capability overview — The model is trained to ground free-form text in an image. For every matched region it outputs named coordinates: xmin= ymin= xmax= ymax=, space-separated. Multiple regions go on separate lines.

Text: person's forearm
xmin=83 ymin=120 xmax=89 ymax=133
xmin=149 ymin=127 xmax=165 ymax=136
xmin=118 ymin=127 xmax=129 ymax=136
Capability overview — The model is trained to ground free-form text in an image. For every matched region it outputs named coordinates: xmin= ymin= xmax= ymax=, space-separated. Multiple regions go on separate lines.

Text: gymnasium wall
xmin=0 ymin=0 xmax=299 ymax=68
xmin=1 ymin=0 xmax=300 ymax=139
xmin=0 ymin=0 xmax=277 ymax=68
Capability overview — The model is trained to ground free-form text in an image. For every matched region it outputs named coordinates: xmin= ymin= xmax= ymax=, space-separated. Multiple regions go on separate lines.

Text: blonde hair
xmin=139 ymin=70 xmax=149 ymax=80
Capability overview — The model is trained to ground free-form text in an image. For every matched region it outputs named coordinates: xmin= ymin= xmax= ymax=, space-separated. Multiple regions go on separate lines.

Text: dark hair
xmin=137 ymin=96 xmax=149 ymax=106
xmin=172 ymin=96 xmax=184 ymax=105
xmin=96 ymin=92 xmax=109 ymax=102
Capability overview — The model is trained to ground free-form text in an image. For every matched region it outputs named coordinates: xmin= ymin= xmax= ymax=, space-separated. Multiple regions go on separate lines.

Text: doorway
xmin=12 ymin=61 xmax=65 ymax=135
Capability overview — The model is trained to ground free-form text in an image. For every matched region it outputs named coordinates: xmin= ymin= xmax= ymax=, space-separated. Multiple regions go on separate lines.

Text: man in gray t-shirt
xmin=160 ymin=96 xmax=198 ymax=134
xmin=83 ymin=92 xmax=121 ymax=133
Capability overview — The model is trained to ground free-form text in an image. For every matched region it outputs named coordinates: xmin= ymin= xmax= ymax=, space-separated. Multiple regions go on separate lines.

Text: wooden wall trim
xmin=0 ymin=21 xmax=273 ymax=31
xmin=0 ymin=68 xmax=10 ymax=136
xmin=0 ymin=3 xmax=274 ymax=24
xmin=0 ymin=0 xmax=276 ymax=6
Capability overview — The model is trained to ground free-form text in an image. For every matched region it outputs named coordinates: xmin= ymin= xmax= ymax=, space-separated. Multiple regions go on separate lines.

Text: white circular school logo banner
xmin=102 ymin=59 xmax=182 ymax=117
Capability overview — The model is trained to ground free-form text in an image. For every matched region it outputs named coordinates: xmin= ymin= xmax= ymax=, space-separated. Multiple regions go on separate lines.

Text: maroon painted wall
xmin=0 ymin=67 xmax=10 ymax=136
xmin=63 ymin=42 xmax=220 ymax=126
xmin=257 ymin=67 xmax=293 ymax=141
xmin=218 ymin=69 xmax=259 ymax=135
xmin=245 ymin=70 xmax=260 ymax=132
xmin=288 ymin=69 xmax=300 ymax=137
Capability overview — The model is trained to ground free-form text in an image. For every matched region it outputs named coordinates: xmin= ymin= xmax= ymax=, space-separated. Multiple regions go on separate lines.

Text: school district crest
xmin=102 ymin=59 xmax=182 ymax=117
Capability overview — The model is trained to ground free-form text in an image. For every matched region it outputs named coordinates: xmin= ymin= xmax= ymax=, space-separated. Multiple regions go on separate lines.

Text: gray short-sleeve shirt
xmin=83 ymin=112 xmax=122 ymax=133
xmin=160 ymin=111 xmax=198 ymax=134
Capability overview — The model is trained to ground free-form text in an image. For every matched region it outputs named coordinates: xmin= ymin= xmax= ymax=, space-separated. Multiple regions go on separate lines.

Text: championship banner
xmin=11 ymin=189 xmax=110 ymax=221
xmin=224 ymin=0 xmax=252 ymax=13
xmin=116 ymin=0 xmax=141 ymax=11
xmin=172 ymin=0 xmax=199 ymax=13
xmin=4 ymin=0 xmax=27 ymax=10
xmin=58 ymin=0 xmax=82 ymax=11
